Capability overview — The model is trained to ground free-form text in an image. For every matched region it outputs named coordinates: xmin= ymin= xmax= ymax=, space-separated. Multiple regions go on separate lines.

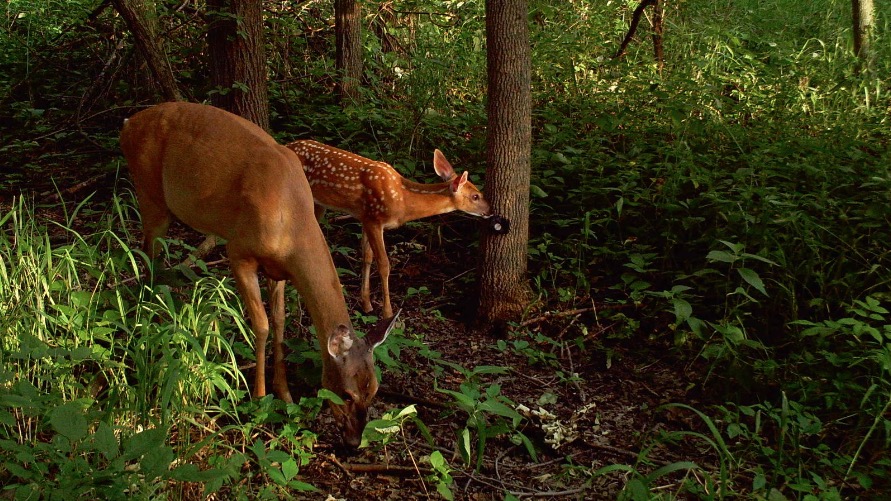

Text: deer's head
xmin=322 ymin=313 xmax=399 ymax=448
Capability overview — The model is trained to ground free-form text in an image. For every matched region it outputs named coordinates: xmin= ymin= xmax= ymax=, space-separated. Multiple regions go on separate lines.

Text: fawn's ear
xmin=450 ymin=171 xmax=469 ymax=193
xmin=433 ymin=149 xmax=456 ymax=181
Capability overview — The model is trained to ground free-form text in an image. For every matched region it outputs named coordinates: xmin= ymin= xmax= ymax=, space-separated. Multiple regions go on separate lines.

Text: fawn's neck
xmin=399 ymin=179 xmax=456 ymax=221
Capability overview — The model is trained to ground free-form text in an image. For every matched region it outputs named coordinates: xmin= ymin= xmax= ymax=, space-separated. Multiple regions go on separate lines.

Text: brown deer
xmin=286 ymin=140 xmax=493 ymax=320
xmin=120 ymin=102 xmax=397 ymax=447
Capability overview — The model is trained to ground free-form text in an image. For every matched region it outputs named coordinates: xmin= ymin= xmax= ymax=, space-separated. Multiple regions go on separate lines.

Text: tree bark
xmin=612 ymin=0 xmax=657 ymax=61
xmin=652 ymin=0 xmax=664 ymax=74
xmin=334 ymin=0 xmax=362 ymax=105
xmin=478 ymin=0 xmax=532 ymax=328
xmin=112 ymin=0 xmax=181 ymax=101
xmin=206 ymin=0 xmax=269 ymax=130
xmin=852 ymin=0 xmax=874 ymax=67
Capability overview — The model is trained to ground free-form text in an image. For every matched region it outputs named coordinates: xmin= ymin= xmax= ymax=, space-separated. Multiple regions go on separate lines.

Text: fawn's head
xmin=433 ymin=149 xmax=494 ymax=219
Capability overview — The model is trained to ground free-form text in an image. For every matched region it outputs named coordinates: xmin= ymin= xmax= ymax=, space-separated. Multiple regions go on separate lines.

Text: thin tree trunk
xmin=335 ymin=0 xmax=362 ymax=104
xmin=652 ymin=0 xmax=664 ymax=74
xmin=206 ymin=0 xmax=269 ymax=130
xmin=112 ymin=0 xmax=181 ymax=101
xmin=852 ymin=0 xmax=874 ymax=67
xmin=613 ymin=0 xmax=656 ymax=60
xmin=478 ymin=0 xmax=532 ymax=330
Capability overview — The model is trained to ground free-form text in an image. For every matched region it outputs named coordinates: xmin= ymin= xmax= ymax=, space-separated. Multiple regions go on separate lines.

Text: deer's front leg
xmin=229 ymin=257 xmax=270 ymax=400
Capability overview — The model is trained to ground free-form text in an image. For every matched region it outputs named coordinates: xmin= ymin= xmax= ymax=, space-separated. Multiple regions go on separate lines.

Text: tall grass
xmin=0 ymin=194 xmax=324 ymax=497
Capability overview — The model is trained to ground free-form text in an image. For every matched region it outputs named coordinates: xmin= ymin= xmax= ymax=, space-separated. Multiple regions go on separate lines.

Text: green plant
xmin=428 ymin=450 xmax=456 ymax=500
xmin=435 ymin=361 xmax=536 ymax=470
xmin=0 ymin=390 xmax=226 ymax=499
xmin=0 ymin=195 xmax=327 ymax=497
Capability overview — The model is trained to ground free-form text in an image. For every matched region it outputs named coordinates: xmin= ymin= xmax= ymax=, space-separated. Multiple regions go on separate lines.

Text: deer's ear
xmin=433 ymin=149 xmax=456 ymax=181
xmin=365 ymin=310 xmax=400 ymax=349
xmin=450 ymin=171 xmax=469 ymax=193
xmin=327 ymin=325 xmax=356 ymax=358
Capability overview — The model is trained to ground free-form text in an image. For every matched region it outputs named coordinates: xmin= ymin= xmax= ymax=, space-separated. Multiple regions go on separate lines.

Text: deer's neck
xmin=284 ymin=234 xmax=353 ymax=351
xmin=399 ymin=179 xmax=455 ymax=221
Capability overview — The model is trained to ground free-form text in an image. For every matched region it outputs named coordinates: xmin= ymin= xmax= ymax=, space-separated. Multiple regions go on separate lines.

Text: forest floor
xmin=3 ymin=161 xmax=721 ymax=500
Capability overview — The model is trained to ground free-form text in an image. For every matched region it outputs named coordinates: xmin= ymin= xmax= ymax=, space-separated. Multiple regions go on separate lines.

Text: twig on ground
xmin=520 ymin=307 xmax=592 ymax=327
xmin=40 ymin=171 xmax=116 ymax=203
xmin=516 ymin=486 xmax=589 ymax=498
xmin=117 ymin=256 xmax=228 ymax=286
xmin=584 ymin=441 xmax=640 ymax=460
xmin=377 ymin=388 xmax=449 ymax=409
xmin=326 ymin=453 xmax=354 ymax=479
xmin=338 ymin=462 xmax=431 ymax=476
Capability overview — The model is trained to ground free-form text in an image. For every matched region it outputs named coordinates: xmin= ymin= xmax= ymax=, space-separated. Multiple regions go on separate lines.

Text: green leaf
xmin=478 ymin=399 xmax=521 ymax=420
xmin=430 ymin=450 xmax=446 ymax=470
xmin=281 ymin=458 xmax=299 ymax=480
xmin=644 ymin=461 xmax=700 ymax=483
xmin=393 ymin=404 xmax=418 ymax=419
xmin=718 ymin=240 xmax=744 ymax=253
xmin=740 ymin=252 xmax=779 ymax=266
xmin=0 ymin=409 xmax=14 ymax=427
xmin=673 ymin=298 xmax=693 ymax=323
xmin=738 ymin=267 xmax=768 ymax=296
xmin=287 ymin=480 xmax=318 ymax=491
xmin=514 ymin=432 xmax=539 ymax=462
xmin=266 ymin=450 xmax=291 ymax=463
xmin=122 ymin=427 xmax=167 ymax=461
xmin=436 ymin=482 xmax=455 ymax=501
xmin=92 ymin=421 xmax=119 ymax=459
xmin=706 ymin=250 xmax=736 ymax=263
xmin=169 ymin=464 xmax=226 ymax=482
xmin=267 ymin=467 xmax=286 ymax=485
xmin=753 ymin=472 xmax=767 ymax=491
xmin=530 ymin=185 xmax=548 ymax=198
xmin=49 ymin=401 xmax=88 ymax=442
xmin=457 ymin=428 xmax=471 ymax=465
xmin=438 ymin=388 xmax=477 ymax=410
xmin=470 ymin=365 xmax=510 ymax=376
xmin=317 ymin=388 xmax=343 ymax=405
xmin=142 ymin=445 xmax=175 ymax=479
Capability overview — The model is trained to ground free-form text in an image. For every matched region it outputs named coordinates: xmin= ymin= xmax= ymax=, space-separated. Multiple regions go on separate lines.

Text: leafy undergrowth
xmin=2 ymin=174 xmax=888 ymax=499
xmin=0 ymin=189 xmax=729 ymax=499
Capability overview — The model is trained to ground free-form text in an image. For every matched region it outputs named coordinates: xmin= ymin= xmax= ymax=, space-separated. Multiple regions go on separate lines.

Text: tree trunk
xmin=478 ymin=0 xmax=532 ymax=329
xmin=206 ymin=0 xmax=269 ymax=130
xmin=652 ymin=0 xmax=664 ymax=74
xmin=334 ymin=0 xmax=362 ymax=105
xmin=112 ymin=0 xmax=181 ymax=101
xmin=852 ymin=0 xmax=874 ymax=67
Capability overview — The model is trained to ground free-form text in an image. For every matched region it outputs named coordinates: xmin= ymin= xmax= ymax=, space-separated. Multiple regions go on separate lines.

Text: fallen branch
xmin=117 ymin=257 xmax=228 ymax=286
xmin=516 ymin=486 xmax=588 ymax=498
xmin=338 ymin=462 xmax=431 ymax=476
xmin=519 ymin=304 xmax=630 ymax=328
xmin=40 ymin=171 xmax=116 ymax=203
xmin=377 ymin=388 xmax=449 ymax=410
xmin=180 ymin=236 xmax=219 ymax=268
xmin=585 ymin=441 xmax=640 ymax=460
